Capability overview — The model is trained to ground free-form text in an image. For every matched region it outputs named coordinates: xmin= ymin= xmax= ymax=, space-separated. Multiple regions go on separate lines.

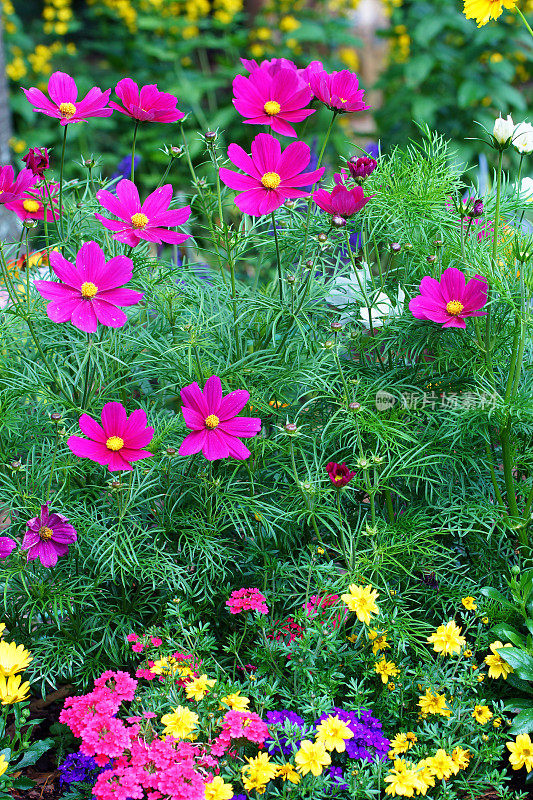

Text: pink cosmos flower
xmin=226 ymin=587 xmax=269 ymax=614
xmin=309 ymin=69 xmax=369 ymax=113
xmin=348 ymin=155 xmax=377 ymax=182
xmin=95 ymin=179 xmax=191 ymax=247
xmin=23 ymin=71 xmax=112 ymax=124
xmin=0 ymin=537 xmax=16 ymax=559
xmin=178 ymin=375 xmax=261 ymax=461
xmin=109 ymin=78 xmax=185 ymax=123
xmin=6 ymin=181 xmax=60 ymax=222
xmin=232 ymin=67 xmax=314 ymax=137
xmin=22 ymin=504 xmax=77 ymax=567
xmin=409 ymin=267 xmax=488 ymax=329
xmin=68 ymin=401 xmax=154 ymax=472
xmin=219 ymin=132 xmax=324 ymax=216
xmin=22 ymin=147 xmax=49 ymax=176
xmin=326 ymin=462 xmax=355 ymax=487
xmin=314 ymin=175 xmax=372 ymax=219
xmin=241 ymin=57 xmax=323 ymax=89
xmin=34 ymin=241 xmax=143 ymax=333
xmin=0 ymin=165 xmax=37 ymax=204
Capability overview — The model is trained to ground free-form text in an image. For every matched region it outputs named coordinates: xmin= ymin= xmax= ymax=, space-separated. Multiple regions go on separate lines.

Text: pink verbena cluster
xmin=127 ymin=632 xmax=164 ymax=653
xmin=226 ymin=587 xmax=269 ymax=615
xmin=305 ymin=593 xmax=347 ymax=629
xmin=211 ymin=710 xmax=269 ymax=756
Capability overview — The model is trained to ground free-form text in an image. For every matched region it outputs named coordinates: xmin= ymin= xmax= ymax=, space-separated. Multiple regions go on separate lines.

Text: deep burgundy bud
xmin=22 ymin=147 xmax=49 ymax=176
xmin=390 ymin=242 xmax=401 ymax=253
xmin=326 ymin=461 xmax=356 ymax=488
xmin=348 ymin=155 xmax=377 ymax=181
xmin=468 ymin=199 xmax=483 ymax=219
xmin=304 ymin=259 xmax=314 ymax=269
xmin=331 ymin=215 xmax=347 ymax=229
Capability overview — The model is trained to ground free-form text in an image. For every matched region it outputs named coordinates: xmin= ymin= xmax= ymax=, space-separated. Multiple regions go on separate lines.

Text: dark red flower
xmin=348 ymin=156 xmax=377 ymax=182
xmin=22 ymin=147 xmax=50 ymax=176
xmin=326 ymin=462 xmax=355 ymax=487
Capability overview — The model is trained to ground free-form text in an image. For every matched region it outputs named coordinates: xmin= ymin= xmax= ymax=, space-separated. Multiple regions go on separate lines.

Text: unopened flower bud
xmin=10 ymin=460 xmax=22 ymax=471
xmin=23 ymin=219 xmax=38 ymax=229
xmin=323 ymin=340 xmax=335 ymax=349
xmin=50 ymin=412 xmax=62 ymax=422
xmin=84 ymin=158 xmax=96 ymax=168
xmin=317 ymin=232 xmax=328 ymax=243
xmin=204 ymin=130 xmax=217 ymax=142
xmin=284 ymin=422 xmax=298 ymax=434
xmin=356 ymin=457 xmax=369 ymax=469
xmin=286 ymin=274 xmax=296 ymax=284
xmin=170 ymin=145 xmax=183 ymax=157
xmin=22 ymin=147 xmax=50 ymax=176
xmin=331 ymin=215 xmax=346 ymax=229
xmin=390 ymin=242 xmax=401 ymax=253
xmin=349 ymin=401 xmax=361 ymax=411
xmin=166 ymin=447 xmax=176 ymax=456
xmin=493 ymin=114 xmax=514 ymax=148
xmin=434 ymin=239 xmax=444 ymax=247
xmin=111 ymin=480 xmax=122 ymax=489
xmin=330 ymin=320 xmax=343 ymax=331
xmin=348 ymin=155 xmax=377 ymax=182
xmin=304 ymin=259 xmax=314 ymax=269
xmin=426 ymin=255 xmax=436 ymax=263
xmin=404 ymin=243 xmax=413 ymax=251
xmin=468 ymin=199 xmax=483 ymax=218
xmin=284 ymin=199 xmax=295 ymax=208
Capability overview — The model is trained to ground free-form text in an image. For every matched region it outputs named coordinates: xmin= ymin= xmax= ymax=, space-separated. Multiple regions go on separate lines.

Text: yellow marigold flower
xmin=417 ymin=689 xmax=451 ymax=717
xmin=375 ymin=657 xmax=400 ymax=684
xmin=242 ymin=752 xmax=278 ymax=792
xmin=388 ymin=682 xmax=396 ymax=691
xmin=0 ymin=641 xmax=32 ymax=676
xmin=295 ymin=740 xmax=331 ymax=776
xmin=369 ymin=629 xmax=390 ymax=654
xmin=204 ymin=776 xmax=233 ymax=800
xmin=472 ymin=704 xmax=493 ymax=724
xmin=493 ymin=717 xmax=502 ymax=727
xmin=463 ymin=0 xmax=517 ymax=27
xmin=279 ymin=14 xmax=300 ymax=32
xmin=388 ymin=733 xmax=413 ymax=758
xmin=0 ymin=674 xmax=30 ymax=704
xmin=315 ymin=715 xmax=354 ymax=752
xmin=461 ymin=596 xmax=477 ymax=610
xmin=341 ymin=584 xmax=379 ymax=625
xmin=414 ymin=759 xmax=436 ymax=793
xmin=482 ymin=616 xmax=489 ymax=624
xmin=451 ymin=746 xmax=471 ymax=770
xmin=427 ymin=620 xmax=466 ymax=656
xmin=0 ymin=624 xmax=5 ymax=638
xmin=426 ymin=749 xmax=455 ymax=780
xmin=384 ymin=759 xmax=427 ymax=797
xmin=464 ymin=649 xmax=473 ymax=657
xmin=485 ymin=641 xmax=514 ymax=679
xmin=507 ymin=733 xmax=533 ymax=772
xmin=220 ymin=691 xmax=249 ymax=711
xmin=276 ymin=763 xmax=301 ymax=783
xmin=160 ymin=705 xmax=198 ymax=739
xmin=150 ymin=656 xmax=193 ymax=679
xmin=185 ymin=674 xmax=216 ymax=700
xmin=0 ymin=755 xmax=8 ymax=778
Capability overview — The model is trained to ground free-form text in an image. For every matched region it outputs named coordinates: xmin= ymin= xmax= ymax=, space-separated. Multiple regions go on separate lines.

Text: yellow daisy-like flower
xmin=472 ymin=704 xmax=493 ymax=725
xmin=204 ymin=776 xmax=234 ymax=800
xmin=388 ymin=733 xmax=412 ymax=758
xmin=427 ymin=620 xmax=466 ymax=656
xmin=160 ymin=705 xmax=198 ymax=739
xmin=375 ymin=657 xmax=400 ymax=684
xmin=417 ymin=689 xmax=451 ymax=717
xmin=276 ymin=764 xmax=301 ymax=783
xmin=0 ymin=673 xmax=30 ymax=705
xmin=185 ymin=674 xmax=216 ymax=701
xmin=461 ymin=596 xmax=477 ymax=610
xmin=0 ymin=641 xmax=32 ymax=677
xmin=463 ymin=0 xmax=517 ymax=27
xmin=150 ymin=656 xmax=193 ymax=679
xmin=220 ymin=691 xmax=250 ymax=711
xmin=242 ymin=752 xmax=278 ymax=792
xmin=341 ymin=584 xmax=379 ymax=625
xmin=485 ymin=641 xmax=514 ymax=679
xmin=315 ymin=715 xmax=354 ymax=753
xmin=369 ymin=629 xmax=391 ymax=654
xmin=451 ymin=746 xmax=471 ymax=771
xmin=295 ymin=740 xmax=331 ymax=776
xmin=426 ymin=749 xmax=455 ymax=780
xmin=414 ymin=759 xmax=436 ymax=794
xmin=0 ymin=755 xmax=8 ymax=778
xmin=0 ymin=623 xmax=5 ymax=638
xmin=384 ymin=759 xmax=428 ymax=797
xmin=507 ymin=733 xmax=533 ymax=772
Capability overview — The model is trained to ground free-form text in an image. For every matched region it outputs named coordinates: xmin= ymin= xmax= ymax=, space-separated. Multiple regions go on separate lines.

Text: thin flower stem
xmin=58 ymin=124 xmax=68 ymax=241
xmin=25 ymin=229 xmax=31 ymax=314
xmin=515 ymin=7 xmax=533 ymax=40
xmin=271 ymin=210 xmax=283 ymax=303
xmin=131 ymin=121 xmax=139 ymax=182
xmin=300 ymin=110 xmax=337 ymax=264
xmin=485 ymin=149 xmax=503 ymax=379
xmin=46 ymin=427 xmax=59 ymax=499
xmin=289 ymin=438 xmax=321 ymax=540
xmin=333 ymin=337 xmax=350 ymax=405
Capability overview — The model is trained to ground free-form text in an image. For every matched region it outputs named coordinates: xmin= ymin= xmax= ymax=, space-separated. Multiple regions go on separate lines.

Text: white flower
xmin=325 ymin=261 xmax=373 ymax=313
xmin=513 ymin=122 xmax=533 ymax=155
xmin=516 ymin=177 xmax=533 ymax=202
xmin=359 ymin=288 xmax=405 ymax=329
xmin=493 ymin=114 xmax=514 ymax=146
xmin=326 ymin=264 xmax=404 ymax=327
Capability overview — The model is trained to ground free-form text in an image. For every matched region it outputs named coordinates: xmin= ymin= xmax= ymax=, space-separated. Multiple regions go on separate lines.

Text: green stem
xmin=485 ymin=149 xmax=503 ymax=378
xmin=500 ymin=422 xmax=520 ymax=519
xmin=271 ymin=211 xmax=283 ymax=303
xmin=300 ymin=110 xmax=337 ymax=264
xmin=515 ymin=7 xmax=533 ymax=40
xmin=59 ymin=124 xmax=68 ymax=241
xmin=484 ymin=441 xmax=505 ymax=509
xmin=289 ymin=439 xmax=321 ymax=541
xmin=46 ymin=428 xmax=59 ymax=499
xmin=131 ymin=121 xmax=139 ymax=183
xmin=384 ymin=488 xmax=394 ymax=524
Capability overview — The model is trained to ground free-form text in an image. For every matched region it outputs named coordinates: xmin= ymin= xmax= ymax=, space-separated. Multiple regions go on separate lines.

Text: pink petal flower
xmin=233 ymin=67 xmax=314 ymax=138
xmin=309 ymin=68 xmax=370 ymax=113
xmin=110 ymin=78 xmax=184 ymax=123
xmin=22 ymin=504 xmax=76 ymax=567
xmin=23 ymin=71 xmax=112 ymax=124
xmin=409 ymin=267 xmax=488 ymax=328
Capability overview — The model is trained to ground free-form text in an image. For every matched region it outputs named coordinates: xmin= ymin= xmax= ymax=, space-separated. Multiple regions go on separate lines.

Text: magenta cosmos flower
xmin=219 ymin=133 xmax=324 ymax=216
xmin=232 ymin=67 xmax=314 ymax=137
xmin=23 ymin=71 xmax=112 ymax=124
xmin=22 ymin=147 xmax=50 ymax=176
xmin=109 ymin=78 xmax=184 ymax=123
xmin=34 ymin=241 xmax=143 ymax=333
xmin=326 ymin=462 xmax=355 ymax=487
xmin=6 ymin=181 xmax=59 ymax=222
xmin=179 ymin=375 xmax=261 ymax=461
xmin=314 ymin=175 xmax=372 ymax=219
xmin=0 ymin=537 xmax=16 ymax=559
xmin=309 ymin=69 xmax=369 ymax=114
xmin=95 ymin=180 xmax=191 ymax=247
xmin=409 ymin=267 xmax=488 ymax=329
xmin=68 ymin=402 xmax=154 ymax=472
xmin=22 ymin=505 xmax=77 ymax=567
xmin=0 ymin=165 xmax=37 ymax=204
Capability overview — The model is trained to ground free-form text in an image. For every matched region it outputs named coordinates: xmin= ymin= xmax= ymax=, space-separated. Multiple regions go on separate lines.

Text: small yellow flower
xmin=242 ymin=752 xmax=278 ymax=793
xmin=0 ymin=674 xmax=30 ymax=704
xmin=375 ymin=658 xmax=400 ymax=684
xmin=341 ymin=584 xmax=379 ymax=625
xmin=205 ymin=775 xmax=234 ymax=800
xmin=461 ymin=596 xmax=477 ymax=610
xmin=279 ymin=14 xmax=300 ymax=32
xmin=388 ymin=733 xmax=414 ymax=758
xmin=426 ymin=749 xmax=455 ymax=780
xmin=451 ymin=747 xmax=471 ymax=770
xmin=493 ymin=717 xmax=502 ymax=728
xmin=0 ymin=755 xmax=8 ymax=778
xmin=507 ymin=733 xmax=533 ymax=772
xmin=276 ymin=764 xmax=301 ymax=783
xmin=463 ymin=0 xmax=518 ymax=28
xmin=160 ymin=705 xmax=198 ymax=739
xmin=388 ymin=682 xmax=396 ymax=691
xmin=315 ymin=715 xmax=354 ymax=752
xmin=482 ymin=616 xmax=489 ymax=624
xmin=185 ymin=674 xmax=216 ymax=701
xmin=427 ymin=620 xmax=466 ymax=656
xmin=295 ymin=740 xmax=331 ymax=776
xmin=464 ymin=649 xmax=473 ymax=657
xmin=472 ymin=704 xmax=493 ymax=725
xmin=477 ymin=674 xmax=486 ymax=682
xmin=418 ymin=689 xmax=451 ymax=717
xmin=220 ymin=691 xmax=250 ymax=711
xmin=0 ymin=641 xmax=32 ymax=676
xmin=485 ymin=641 xmax=514 ymax=680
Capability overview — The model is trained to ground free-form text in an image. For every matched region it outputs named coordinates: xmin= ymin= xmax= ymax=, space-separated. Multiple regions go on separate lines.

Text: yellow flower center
xmin=339 ymin=97 xmax=347 ymax=103
xmin=446 ymin=300 xmax=464 ymax=316
xmin=38 ymin=526 xmax=54 ymax=541
xmin=264 ymin=100 xmax=281 ymax=116
xmin=81 ymin=281 xmax=98 ymax=298
xmin=59 ymin=102 xmax=76 ymax=118
xmin=106 ymin=436 xmax=124 ymax=451
xmin=23 ymin=199 xmax=40 ymax=213
xmin=261 ymin=172 xmax=281 ymax=189
xmin=205 ymin=414 xmax=220 ymax=429
xmin=131 ymin=212 xmax=149 ymax=228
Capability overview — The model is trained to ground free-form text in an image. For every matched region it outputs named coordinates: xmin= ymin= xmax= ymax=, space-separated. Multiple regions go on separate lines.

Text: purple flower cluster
xmin=58 ymin=752 xmax=99 ymax=787
xmin=315 ymin=707 xmax=390 ymax=762
xmin=328 ymin=765 xmax=348 ymax=792
xmin=265 ymin=709 xmax=305 ymax=755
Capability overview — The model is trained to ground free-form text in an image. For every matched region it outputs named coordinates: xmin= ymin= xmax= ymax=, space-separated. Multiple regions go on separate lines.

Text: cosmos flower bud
xmin=284 ymin=422 xmax=298 ymax=434
xmin=331 ymin=215 xmax=347 ymax=228
xmin=493 ymin=114 xmax=514 ymax=148
xmin=50 ymin=412 xmax=62 ymax=422
xmin=389 ymin=242 xmax=401 ymax=253
xmin=348 ymin=155 xmax=377 ymax=182
xmin=467 ymin=199 xmax=483 ymax=219
xmin=330 ymin=320 xmax=343 ymax=331
xmin=204 ymin=130 xmax=217 ymax=143
xmin=22 ymin=147 xmax=49 ymax=176
xmin=349 ymin=401 xmax=361 ymax=411
xmin=318 ymin=232 xmax=328 ymax=243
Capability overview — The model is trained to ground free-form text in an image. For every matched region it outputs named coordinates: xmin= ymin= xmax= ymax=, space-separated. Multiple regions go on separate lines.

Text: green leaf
xmin=14 ymin=738 xmax=53 ymax=770
xmin=405 ymin=55 xmax=434 ymax=87
xmin=480 ymin=587 xmax=516 ymax=611
xmin=509 ymin=708 xmax=533 ymax=735
xmin=492 ymin=623 xmax=525 ymax=647
xmin=499 ymin=647 xmax=533 ymax=680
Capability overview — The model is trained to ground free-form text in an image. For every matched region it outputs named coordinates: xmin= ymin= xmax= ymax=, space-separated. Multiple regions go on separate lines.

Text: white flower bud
xmin=493 ymin=114 xmax=514 ymax=147
xmin=513 ymin=121 xmax=533 ymax=155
